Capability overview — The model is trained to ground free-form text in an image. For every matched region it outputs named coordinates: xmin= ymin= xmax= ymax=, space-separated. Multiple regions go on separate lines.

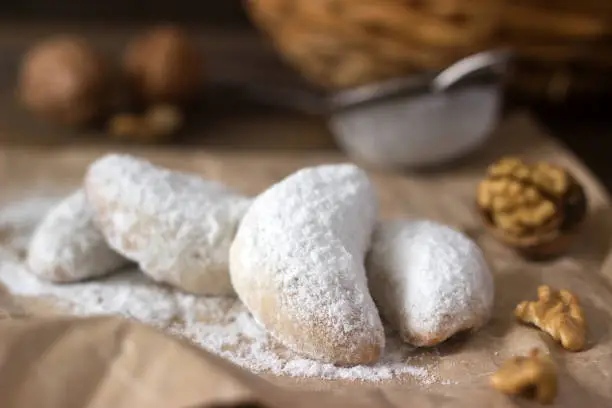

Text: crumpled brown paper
xmin=0 ymin=295 xmax=536 ymax=408
xmin=0 ymin=296 xmax=609 ymax=408
xmin=0 ymin=115 xmax=611 ymax=407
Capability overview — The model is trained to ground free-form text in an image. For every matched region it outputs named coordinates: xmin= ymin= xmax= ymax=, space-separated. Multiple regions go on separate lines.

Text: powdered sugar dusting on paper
xmin=0 ymin=195 xmax=437 ymax=383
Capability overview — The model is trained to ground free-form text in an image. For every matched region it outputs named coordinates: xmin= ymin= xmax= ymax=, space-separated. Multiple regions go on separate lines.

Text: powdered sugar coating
xmin=27 ymin=190 xmax=128 ymax=282
xmin=84 ymin=154 xmax=251 ymax=296
xmin=0 ymin=253 xmax=435 ymax=383
xmin=230 ymin=164 xmax=384 ymax=365
xmin=367 ymin=219 xmax=494 ymax=347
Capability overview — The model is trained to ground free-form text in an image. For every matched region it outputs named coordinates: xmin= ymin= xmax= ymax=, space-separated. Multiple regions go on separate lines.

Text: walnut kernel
xmin=515 ymin=285 xmax=587 ymax=351
xmin=490 ymin=348 xmax=558 ymax=405
xmin=144 ymin=104 xmax=184 ymax=137
xmin=108 ymin=105 xmax=183 ymax=143
xmin=477 ymin=157 xmax=587 ymax=259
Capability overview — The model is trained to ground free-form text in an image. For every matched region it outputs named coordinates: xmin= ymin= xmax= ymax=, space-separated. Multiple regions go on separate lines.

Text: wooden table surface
xmin=0 ymin=22 xmax=611 ymax=190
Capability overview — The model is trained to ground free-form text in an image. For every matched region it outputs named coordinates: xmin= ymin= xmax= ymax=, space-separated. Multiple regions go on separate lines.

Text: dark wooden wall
xmin=1 ymin=1 xmax=249 ymax=25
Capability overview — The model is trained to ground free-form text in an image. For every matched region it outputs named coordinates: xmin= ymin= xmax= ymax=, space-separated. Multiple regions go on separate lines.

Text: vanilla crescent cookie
xmin=27 ymin=190 xmax=129 ymax=282
xmin=367 ymin=219 xmax=494 ymax=347
xmin=84 ymin=154 xmax=251 ymax=296
xmin=230 ymin=164 xmax=384 ymax=366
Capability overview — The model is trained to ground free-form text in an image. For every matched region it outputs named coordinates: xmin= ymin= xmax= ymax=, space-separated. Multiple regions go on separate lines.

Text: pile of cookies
xmin=23 ymin=153 xmax=596 ymax=405
xmin=27 ymin=153 xmax=495 ymax=367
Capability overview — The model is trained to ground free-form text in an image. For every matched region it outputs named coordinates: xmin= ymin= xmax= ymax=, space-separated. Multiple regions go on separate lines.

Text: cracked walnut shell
xmin=477 ymin=157 xmax=587 ymax=259
xmin=515 ymin=285 xmax=587 ymax=352
xmin=490 ymin=348 xmax=558 ymax=405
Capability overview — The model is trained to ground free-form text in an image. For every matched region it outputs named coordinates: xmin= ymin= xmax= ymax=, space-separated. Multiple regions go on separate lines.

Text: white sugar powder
xmin=0 ymin=195 xmax=436 ymax=383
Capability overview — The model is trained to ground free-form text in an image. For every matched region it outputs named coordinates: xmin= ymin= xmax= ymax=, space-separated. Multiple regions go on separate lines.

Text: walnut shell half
xmin=477 ymin=157 xmax=587 ymax=260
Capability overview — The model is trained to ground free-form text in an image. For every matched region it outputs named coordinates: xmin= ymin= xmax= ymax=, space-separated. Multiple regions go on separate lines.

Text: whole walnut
xmin=477 ymin=157 xmax=587 ymax=259
xmin=18 ymin=36 xmax=111 ymax=126
xmin=123 ymin=26 xmax=204 ymax=105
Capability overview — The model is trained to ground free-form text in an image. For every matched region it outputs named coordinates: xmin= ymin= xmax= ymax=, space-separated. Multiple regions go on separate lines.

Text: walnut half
xmin=515 ymin=285 xmax=587 ymax=352
xmin=490 ymin=348 xmax=558 ymax=405
xmin=477 ymin=157 xmax=587 ymax=259
xmin=108 ymin=104 xmax=183 ymax=143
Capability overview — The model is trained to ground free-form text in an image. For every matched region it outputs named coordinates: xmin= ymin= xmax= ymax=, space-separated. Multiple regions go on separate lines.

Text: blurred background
xmin=1 ymin=1 xmax=612 ymax=185
xmin=2 ymin=2 xmax=248 ymax=24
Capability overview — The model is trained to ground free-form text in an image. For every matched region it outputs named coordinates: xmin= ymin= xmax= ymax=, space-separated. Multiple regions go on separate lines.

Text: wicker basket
xmin=247 ymin=0 xmax=612 ymax=101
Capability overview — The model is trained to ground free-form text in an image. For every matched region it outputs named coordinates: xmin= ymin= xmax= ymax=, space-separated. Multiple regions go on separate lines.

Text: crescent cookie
xmin=27 ymin=190 xmax=128 ymax=282
xmin=85 ymin=154 xmax=251 ymax=296
xmin=230 ymin=164 xmax=384 ymax=366
xmin=367 ymin=219 xmax=494 ymax=347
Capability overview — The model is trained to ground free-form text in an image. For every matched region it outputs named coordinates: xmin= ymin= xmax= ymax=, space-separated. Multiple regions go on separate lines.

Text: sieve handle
xmin=432 ymin=49 xmax=511 ymax=92
xmin=231 ymin=82 xmax=326 ymax=114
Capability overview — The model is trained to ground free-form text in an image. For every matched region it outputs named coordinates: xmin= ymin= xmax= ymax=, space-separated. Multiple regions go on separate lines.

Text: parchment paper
xmin=0 ymin=114 xmax=611 ymax=407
